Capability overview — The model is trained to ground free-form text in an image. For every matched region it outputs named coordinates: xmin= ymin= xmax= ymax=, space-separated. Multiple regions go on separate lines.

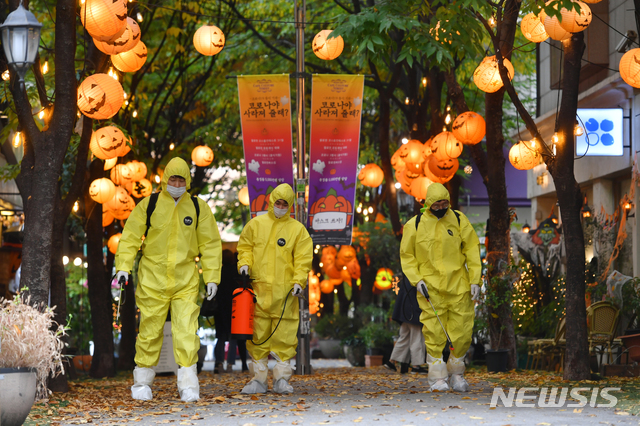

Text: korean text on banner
xmin=237 ymin=75 xmax=295 ymax=217
xmin=307 ymin=75 xmax=364 ymax=245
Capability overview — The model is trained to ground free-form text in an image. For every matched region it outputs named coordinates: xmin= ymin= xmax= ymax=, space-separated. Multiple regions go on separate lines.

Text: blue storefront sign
xmin=575 ymin=108 xmax=624 ymax=156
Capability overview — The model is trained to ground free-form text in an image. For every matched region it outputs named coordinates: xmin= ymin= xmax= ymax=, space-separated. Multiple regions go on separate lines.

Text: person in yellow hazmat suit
xmin=400 ymin=183 xmax=481 ymax=392
xmin=236 ymin=183 xmax=313 ymax=394
xmin=115 ymin=157 xmax=222 ymax=402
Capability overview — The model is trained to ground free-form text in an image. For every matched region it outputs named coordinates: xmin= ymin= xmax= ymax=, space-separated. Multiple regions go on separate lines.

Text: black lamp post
xmin=0 ymin=1 xmax=42 ymax=86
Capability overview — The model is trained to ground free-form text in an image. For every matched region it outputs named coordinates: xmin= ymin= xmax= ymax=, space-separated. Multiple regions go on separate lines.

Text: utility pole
xmin=294 ymin=0 xmax=312 ymax=376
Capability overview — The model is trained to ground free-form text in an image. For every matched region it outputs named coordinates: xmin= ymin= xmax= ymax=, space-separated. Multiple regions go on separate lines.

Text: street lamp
xmin=0 ymin=1 xmax=42 ymax=85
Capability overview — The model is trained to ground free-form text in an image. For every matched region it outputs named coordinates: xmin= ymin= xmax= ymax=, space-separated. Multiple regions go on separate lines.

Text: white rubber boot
xmin=177 ymin=364 xmax=200 ymax=402
xmin=272 ymin=355 xmax=293 ymax=394
xmin=447 ymin=355 xmax=469 ymax=392
xmin=427 ymin=354 xmax=449 ymax=392
xmin=241 ymin=358 xmax=268 ymax=394
xmin=131 ymin=366 xmax=155 ymax=401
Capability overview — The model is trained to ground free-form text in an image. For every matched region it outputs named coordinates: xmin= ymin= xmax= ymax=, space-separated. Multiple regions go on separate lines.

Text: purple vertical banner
xmin=307 ymin=75 xmax=364 ymax=245
xmin=237 ymin=75 xmax=295 ymax=217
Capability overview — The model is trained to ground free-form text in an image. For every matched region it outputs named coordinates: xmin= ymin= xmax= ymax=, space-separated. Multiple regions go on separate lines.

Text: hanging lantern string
xmin=592 ymin=13 xmax=640 ymax=49
xmin=574 ymin=113 xmax=592 ymax=160
xmin=137 ymin=1 xmax=337 ymax=25
xmin=544 ymin=40 xmax=620 ymax=73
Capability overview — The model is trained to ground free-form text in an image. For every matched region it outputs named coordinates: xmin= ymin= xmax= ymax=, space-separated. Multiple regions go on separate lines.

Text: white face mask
xmin=273 ymin=206 xmax=288 ymax=218
xmin=166 ymin=184 xmax=186 ymax=199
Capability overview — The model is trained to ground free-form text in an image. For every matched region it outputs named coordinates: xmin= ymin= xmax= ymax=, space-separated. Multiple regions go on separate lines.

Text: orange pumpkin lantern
xmin=520 ymin=13 xmax=549 ymax=43
xmin=335 ymin=245 xmax=356 ymax=269
xmin=104 ymin=157 xmax=117 ymax=170
xmin=391 ymin=149 xmax=406 ymax=171
xmin=89 ymin=178 xmax=116 ymax=204
xmin=346 ymin=258 xmax=361 ymax=279
xmin=93 ymin=17 xmax=141 ymax=55
xmin=110 ymin=164 xmax=133 ymax=186
xmin=103 ymin=208 xmax=115 ymax=227
xmin=107 ymin=233 xmax=122 ymax=254
xmin=410 ymin=176 xmax=434 ymax=201
xmin=559 ymin=1 xmax=591 ymax=33
xmin=90 ymin=126 xmax=127 ymax=160
xmin=191 ymin=145 xmax=215 ymax=167
xmin=127 ymin=160 xmax=147 ymax=182
xmin=452 ymin=112 xmax=486 ymax=145
xmin=509 ymin=140 xmax=540 ymax=170
xmin=428 ymin=155 xmax=459 ymax=179
xmin=193 ymin=25 xmax=226 ymax=56
xmin=619 ymin=48 xmax=640 ymax=88
xmin=473 ymin=56 xmax=515 ymax=93
xmin=111 ymin=41 xmax=147 ymax=73
xmin=543 ymin=15 xmax=571 ymax=41
xmin=340 ymin=268 xmax=352 ymax=283
xmin=117 ymin=136 xmax=132 ymax=157
xmin=77 ymin=74 xmax=124 ymax=120
xmin=321 ymin=246 xmax=337 ymax=265
xmin=395 ymin=169 xmax=413 ymax=194
xmin=312 ymin=30 xmax=344 ymax=60
xmin=323 ymin=262 xmax=343 ymax=280
xmin=320 ymin=279 xmax=335 ymax=294
xmin=80 ymin=0 xmax=127 ymax=40
xmin=358 ymin=164 xmax=384 ymax=187
xmin=238 ymin=187 xmax=250 ymax=206
xmin=131 ymin=178 xmax=153 ymax=198
xmin=374 ymin=268 xmax=394 ymax=291
xmin=110 ymin=193 xmax=135 ymax=220
xmin=421 ymin=138 xmax=434 ymax=161
xmin=431 ymin=131 xmax=463 ymax=160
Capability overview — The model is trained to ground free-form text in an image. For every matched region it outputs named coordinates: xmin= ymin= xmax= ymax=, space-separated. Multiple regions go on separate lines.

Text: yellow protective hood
xmin=421 ymin=183 xmax=450 ymax=212
xmin=161 ymin=158 xmax=192 ymax=191
xmin=268 ymin=184 xmax=295 ymax=218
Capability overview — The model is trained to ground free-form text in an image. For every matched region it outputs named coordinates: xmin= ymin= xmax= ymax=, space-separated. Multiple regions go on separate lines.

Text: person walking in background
xmin=236 ymin=184 xmax=313 ymax=394
xmin=116 ymin=157 xmax=222 ymax=402
xmin=400 ymin=183 xmax=481 ymax=392
xmin=213 ymin=249 xmax=248 ymax=373
xmin=388 ymin=275 xmax=427 ymax=374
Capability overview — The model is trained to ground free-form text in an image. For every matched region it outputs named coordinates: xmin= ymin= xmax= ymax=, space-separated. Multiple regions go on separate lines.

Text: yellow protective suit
xmin=400 ymin=183 xmax=481 ymax=359
xmin=116 ymin=158 xmax=222 ymax=368
xmin=237 ymin=184 xmax=313 ymax=361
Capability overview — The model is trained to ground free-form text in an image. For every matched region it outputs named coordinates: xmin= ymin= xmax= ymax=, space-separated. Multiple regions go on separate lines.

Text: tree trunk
xmin=85 ymin=159 xmax=115 ymax=378
xmin=378 ymin=91 xmax=402 ymax=236
xmin=548 ymin=33 xmax=590 ymax=380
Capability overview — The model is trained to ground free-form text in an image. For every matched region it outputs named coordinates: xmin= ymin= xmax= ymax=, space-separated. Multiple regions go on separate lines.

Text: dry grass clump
xmin=0 ymin=292 xmax=66 ymax=399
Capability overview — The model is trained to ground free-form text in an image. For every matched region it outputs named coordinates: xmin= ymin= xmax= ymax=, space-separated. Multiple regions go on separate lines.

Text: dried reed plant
xmin=0 ymin=292 xmax=66 ymax=399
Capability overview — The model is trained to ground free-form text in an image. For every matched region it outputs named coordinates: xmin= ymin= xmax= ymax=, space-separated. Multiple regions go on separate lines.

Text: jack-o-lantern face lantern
xmin=312 ymin=29 xmax=344 ymax=60
xmin=431 ymin=131 xmax=463 ymax=161
xmin=335 ymin=245 xmax=356 ymax=269
xmin=103 ymin=208 xmax=115 ymax=227
xmin=391 ymin=149 xmax=406 ymax=171
xmin=110 ymin=163 xmax=133 ymax=186
xmin=320 ymin=279 xmax=335 ymax=294
xmin=410 ymin=176 xmax=433 ymax=201
xmin=428 ymin=155 xmax=459 ymax=179
xmin=191 ymin=145 xmax=215 ymax=167
xmin=89 ymin=178 xmax=116 ymax=204
xmin=402 ymin=139 xmax=424 ymax=171
xmin=93 ymin=17 xmax=141 ymax=55
xmin=105 ymin=186 xmax=134 ymax=219
xmin=321 ymin=245 xmax=337 ymax=266
xmin=127 ymin=160 xmax=147 ymax=182
xmin=131 ymin=178 xmax=153 ymax=198
xmin=421 ymin=138 xmax=434 ymax=161
xmin=193 ymin=25 xmax=226 ymax=56
xmin=509 ymin=140 xmax=540 ymax=170
xmin=81 ymin=0 xmax=127 ymax=40
xmin=308 ymin=188 xmax=352 ymax=232
xmin=90 ymin=126 xmax=127 ymax=160
xmin=473 ymin=55 xmax=515 ymax=93
xmin=358 ymin=163 xmax=384 ymax=188
xmin=395 ymin=168 xmax=412 ymax=195
xmin=559 ymin=1 xmax=592 ymax=33
xmin=77 ymin=74 xmax=124 ymax=120
xmin=452 ymin=112 xmax=486 ymax=145
xmin=111 ymin=41 xmax=147 ymax=73
xmin=520 ymin=12 xmax=549 ymax=43
xmin=374 ymin=268 xmax=394 ymax=291
xmin=323 ymin=261 xmax=343 ymax=280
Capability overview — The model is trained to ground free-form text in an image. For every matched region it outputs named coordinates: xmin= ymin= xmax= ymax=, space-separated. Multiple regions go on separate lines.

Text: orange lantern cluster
xmin=473 ymin=55 xmax=515 ymax=93
xmin=193 ymin=25 xmax=226 ymax=56
xmin=358 ymin=163 xmax=384 ymax=187
xmin=308 ymin=273 xmax=321 ymax=315
xmin=312 ymin=30 xmax=344 ymax=60
xmin=320 ymin=245 xmax=360 ymax=286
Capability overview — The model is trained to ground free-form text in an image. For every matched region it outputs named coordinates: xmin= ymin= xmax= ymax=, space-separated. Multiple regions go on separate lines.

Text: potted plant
xmin=360 ymin=321 xmax=395 ymax=367
xmin=341 ymin=333 xmax=366 ymax=367
xmin=0 ymin=291 xmax=66 ymax=426
xmin=314 ymin=314 xmax=357 ymax=359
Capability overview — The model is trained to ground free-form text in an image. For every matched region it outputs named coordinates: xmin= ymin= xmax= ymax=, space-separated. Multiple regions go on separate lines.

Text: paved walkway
xmin=31 ymin=363 xmax=636 ymax=426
